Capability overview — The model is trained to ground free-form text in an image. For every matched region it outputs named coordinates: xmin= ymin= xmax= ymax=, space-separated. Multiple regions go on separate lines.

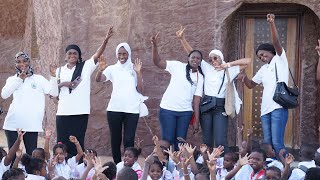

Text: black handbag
xmin=273 ymin=63 xmax=299 ymax=109
xmin=200 ymin=70 xmax=225 ymax=114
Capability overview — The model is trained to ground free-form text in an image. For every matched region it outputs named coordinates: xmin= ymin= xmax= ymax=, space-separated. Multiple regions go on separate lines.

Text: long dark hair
xmin=186 ymin=50 xmax=204 ymax=85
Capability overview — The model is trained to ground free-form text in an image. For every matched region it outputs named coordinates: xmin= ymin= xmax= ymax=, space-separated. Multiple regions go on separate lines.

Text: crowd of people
xmin=0 ymin=14 xmax=320 ymax=180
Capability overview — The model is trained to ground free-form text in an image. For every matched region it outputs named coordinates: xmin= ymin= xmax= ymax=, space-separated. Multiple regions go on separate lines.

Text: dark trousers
xmin=5 ymin=130 xmax=38 ymax=155
xmin=56 ymin=114 xmax=88 ymax=157
xmin=200 ymin=106 xmax=229 ymax=152
xmin=107 ymin=111 xmax=139 ymax=164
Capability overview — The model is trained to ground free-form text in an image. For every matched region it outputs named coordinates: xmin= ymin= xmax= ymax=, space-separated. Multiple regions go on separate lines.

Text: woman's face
xmin=257 ymin=50 xmax=274 ymax=63
xmin=208 ymin=54 xmax=222 ymax=66
xmin=149 ymin=164 xmax=163 ymax=180
xmin=66 ymin=49 xmax=79 ymax=64
xmin=15 ymin=56 xmax=30 ymax=72
xmin=118 ymin=47 xmax=129 ymax=64
xmin=188 ymin=51 xmax=202 ymax=69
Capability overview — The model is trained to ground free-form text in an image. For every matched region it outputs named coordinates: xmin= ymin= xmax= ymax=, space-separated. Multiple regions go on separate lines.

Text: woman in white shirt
xmin=151 ymin=33 xmax=204 ymax=150
xmin=55 ymin=27 xmax=114 ymax=158
xmin=95 ymin=42 xmax=144 ymax=164
xmin=1 ymin=52 xmax=58 ymax=155
xmin=239 ymin=14 xmax=289 ymax=157
xmin=176 ymin=27 xmax=251 ymax=151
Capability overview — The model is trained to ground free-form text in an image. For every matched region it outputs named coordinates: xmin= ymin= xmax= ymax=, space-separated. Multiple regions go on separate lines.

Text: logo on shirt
xmin=31 ymin=82 xmax=37 ymax=89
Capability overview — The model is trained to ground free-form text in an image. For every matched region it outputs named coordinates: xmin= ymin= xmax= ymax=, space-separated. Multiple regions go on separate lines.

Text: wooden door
xmin=239 ymin=14 xmax=301 ymax=148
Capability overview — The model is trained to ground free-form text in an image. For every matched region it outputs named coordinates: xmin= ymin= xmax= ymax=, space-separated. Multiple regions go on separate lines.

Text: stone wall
xmin=0 ymin=0 xmax=319 ymax=155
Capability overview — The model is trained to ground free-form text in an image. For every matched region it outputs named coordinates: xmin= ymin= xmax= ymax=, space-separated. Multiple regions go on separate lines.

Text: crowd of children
xmin=1 ymin=127 xmax=320 ymax=180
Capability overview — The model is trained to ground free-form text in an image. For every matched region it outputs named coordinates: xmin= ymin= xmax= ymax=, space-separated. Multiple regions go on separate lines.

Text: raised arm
xmin=44 ymin=128 xmax=53 ymax=160
xmin=95 ymin=55 xmax=108 ymax=82
xmin=316 ymin=39 xmax=320 ymax=81
xmin=151 ymin=32 xmax=166 ymax=69
xmin=69 ymin=136 xmax=84 ymax=162
xmin=267 ymin=14 xmax=282 ymax=55
xmin=4 ymin=129 xmax=24 ymax=166
xmin=176 ymin=26 xmax=193 ymax=54
xmin=91 ymin=26 xmax=114 ymax=64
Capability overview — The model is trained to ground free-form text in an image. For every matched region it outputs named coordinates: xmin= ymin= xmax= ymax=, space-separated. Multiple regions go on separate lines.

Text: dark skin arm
xmin=237 ymin=71 xmax=258 ymax=89
xmin=267 ymin=14 xmax=283 ymax=56
xmin=192 ymin=96 xmax=201 ymax=134
xmin=4 ymin=129 xmax=24 ymax=166
xmin=91 ymin=26 xmax=114 ymax=64
xmin=151 ymin=32 xmax=166 ymax=69
xmin=316 ymin=39 xmax=320 ymax=81
xmin=176 ymin=26 xmax=193 ymax=54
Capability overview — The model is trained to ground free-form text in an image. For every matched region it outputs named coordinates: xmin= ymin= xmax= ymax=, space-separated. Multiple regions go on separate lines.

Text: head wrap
xmin=15 ymin=52 xmax=30 ymax=61
xmin=65 ymin=44 xmax=82 ymax=60
xmin=209 ymin=49 xmax=225 ymax=63
xmin=115 ymin=42 xmax=133 ymax=71
xmin=255 ymin=43 xmax=276 ymax=55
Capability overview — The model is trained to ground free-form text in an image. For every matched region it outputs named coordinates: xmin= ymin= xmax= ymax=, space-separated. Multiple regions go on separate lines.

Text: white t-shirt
xmin=0 ymin=157 xmax=10 ymax=179
xmin=147 ymin=169 xmax=173 ymax=180
xmin=73 ymin=162 xmax=95 ymax=179
xmin=160 ymin=61 xmax=204 ymax=112
xmin=25 ymin=174 xmax=46 ymax=180
xmin=234 ymin=164 xmax=253 ymax=180
xmin=201 ymin=61 xmax=240 ymax=98
xmin=54 ymin=156 xmax=78 ymax=179
xmin=289 ymin=160 xmax=316 ymax=180
xmin=56 ymin=58 xmax=98 ymax=115
xmin=103 ymin=63 xmax=141 ymax=113
xmin=116 ymin=161 xmax=142 ymax=179
xmin=252 ymin=49 xmax=289 ymax=116
xmin=1 ymin=74 xmax=58 ymax=132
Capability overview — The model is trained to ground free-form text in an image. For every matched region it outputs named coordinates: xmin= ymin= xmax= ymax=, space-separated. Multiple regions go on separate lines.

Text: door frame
xmin=237 ymin=10 xmax=303 ymax=148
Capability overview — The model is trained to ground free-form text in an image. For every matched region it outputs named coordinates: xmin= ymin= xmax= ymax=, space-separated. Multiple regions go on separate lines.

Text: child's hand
xmin=176 ymin=26 xmax=186 ymax=39
xmin=93 ymin=156 xmax=109 ymax=175
xmin=239 ymin=153 xmax=250 ymax=166
xmin=150 ymin=32 xmax=160 ymax=46
xmin=135 ymin=137 xmax=143 ymax=149
xmin=182 ymin=156 xmax=192 ymax=168
xmin=279 ymin=149 xmax=286 ymax=162
xmin=208 ymin=146 xmax=224 ymax=159
xmin=45 ymin=127 xmax=53 ymax=140
xmin=48 ymin=155 xmax=58 ymax=171
xmin=206 ymin=159 xmax=217 ymax=172
xmin=17 ymin=128 xmax=26 ymax=142
xmin=85 ymin=151 xmax=95 ymax=169
xmin=16 ymin=145 xmax=24 ymax=158
xmin=285 ymin=153 xmax=295 ymax=165
xmin=184 ymin=143 xmax=196 ymax=157
xmin=178 ymin=143 xmax=185 ymax=152
xmin=152 ymin=135 xmax=159 ymax=145
xmin=200 ymin=144 xmax=208 ymax=154
xmin=145 ymin=154 xmax=155 ymax=164
xmin=164 ymin=146 xmax=181 ymax=164
xmin=69 ymin=135 xmax=79 ymax=144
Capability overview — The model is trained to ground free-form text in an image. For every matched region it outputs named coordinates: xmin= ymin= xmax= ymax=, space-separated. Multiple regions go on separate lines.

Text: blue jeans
xmin=200 ymin=106 xmax=228 ymax=151
xmin=159 ymin=108 xmax=193 ymax=150
xmin=261 ymin=108 xmax=288 ymax=156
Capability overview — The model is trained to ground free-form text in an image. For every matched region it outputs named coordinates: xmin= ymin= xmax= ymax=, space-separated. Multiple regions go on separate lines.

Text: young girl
xmin=116 ymin=147 xmax=142 ymax=179
xmin=73 ymin=149 xmax=97 ymax=179
xmin=51 ymin=136 xmax=84 ymax=179
xmin=216 ymin=152 xmax=238 ymax=180
xmin=21 ymin=154 xmax=47 ymax=180
xmin=148 ymin=160 xmax=164 ymax=180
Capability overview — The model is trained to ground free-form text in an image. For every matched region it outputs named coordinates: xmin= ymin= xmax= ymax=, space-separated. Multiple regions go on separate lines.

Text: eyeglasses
xmin=209 ymin=56 xmax=219 ymax=62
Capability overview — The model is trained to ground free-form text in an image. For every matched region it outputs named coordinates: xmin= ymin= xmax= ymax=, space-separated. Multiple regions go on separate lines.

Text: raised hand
xmin=240 ymin=153 xmax=250 ymax=166
xmin=200 ymin=144 xmax=208 ymax=154
xmin=48 ymin=155 xmax=58 ymax=171
xmin=209 ymin=146 xmax=224 ymax=158
xmin=93 ymin=156 xmax=109 ymax=175
xmin=135 ymin=137 xmax=143 ymax=149
xmin=176 ymin=26 xmax=186 ymax=39
xmin=267 ymin=14 xmax=275 ymax=23
xmin=85 ymin=151 xmax=95 ymax=168
xmin=98 ymin=55 xmax=108 ymax=72
xmin=184 ymin=143 xmax=196 ymax=157
xmin=247 ymin=127 xmax=253 ymax=138
xmin=285 ymin=153 xmax=295 ymax=165
xmin=69 ymin=135 xmax=79 ymax=144
xmin=16 ymin=145 xmax=24 ymax=158
xmin=207 ymin=158 xmax=217 ymax=172
xmin=49 ymin=63 xmax=57 ymax=77
xmin=164 ymin=146 xmax=181 ymax=164
xmin=150 ymin=32 xmax=160 ymax=46
xmin=316 ymin=39 xmax=320 ymax=56
xmin=152 ymin=135 xmax=159 ymax=145
xmin=105 ymin=26 xmax=114 ymax=41
xmin=133 ymin=58 xmax=142 ymax=73
xmin=17 ymin=128 xmax=26 ymax=141
xmin=182 ymin=156 xmax=193 ymax=168
xmin=45 ymin=127 xmax=53 ymax=140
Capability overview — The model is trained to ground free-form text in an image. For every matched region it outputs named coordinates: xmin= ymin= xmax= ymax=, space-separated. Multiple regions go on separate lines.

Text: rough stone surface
xmin=0 ymin=0 xmax=319 ymax=156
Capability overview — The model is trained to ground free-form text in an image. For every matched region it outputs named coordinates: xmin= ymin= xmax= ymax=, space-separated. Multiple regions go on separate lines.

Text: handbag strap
xmin=274 ymin=63 xmax=297 ymax=88
xmin=218 ymin=69 xmax=226 ymax=95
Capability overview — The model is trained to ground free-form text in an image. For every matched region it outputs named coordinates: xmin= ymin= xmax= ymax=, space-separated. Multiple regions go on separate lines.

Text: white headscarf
xmin=209 ymin=49 xmax=242 ymax=114
xmin=115 ymin=42 xmax=133 ymax=71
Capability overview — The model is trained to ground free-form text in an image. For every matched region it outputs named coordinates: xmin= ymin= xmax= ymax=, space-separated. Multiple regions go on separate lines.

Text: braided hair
xmin=186 ymin=50 xmax=204 ymax=85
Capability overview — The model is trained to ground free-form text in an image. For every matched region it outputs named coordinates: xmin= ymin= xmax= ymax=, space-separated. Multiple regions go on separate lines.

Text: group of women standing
xmin=1 ymin=14 xmax=291 ymax=162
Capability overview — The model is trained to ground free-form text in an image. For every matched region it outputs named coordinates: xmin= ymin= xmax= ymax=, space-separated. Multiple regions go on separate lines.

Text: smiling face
xmin=117 ymin=47 xmax=129 ymax=64
xmin=188 ymin=51 xmax=202 ymax=69
xmin=249 ymin=152 xmax=265 ymax=172
xmin=208 ymin=53 xmax=222 ymax=67
xmin=66 ymin=49 xmax=79 ymax=64
xmin=257 ymin=50 xmax=274 ymax=63
xmin=54 ymin=147 xmax=67 ymax=164
xmin=15 ymin=56 xmax=30 ymax=72
xmin=149 ymin=163 xmax=163 ymax=180
xmin=223 ymin=154 xmax=236 ymax=171
xmin=123 ymin=150 xmax=137 ymax=167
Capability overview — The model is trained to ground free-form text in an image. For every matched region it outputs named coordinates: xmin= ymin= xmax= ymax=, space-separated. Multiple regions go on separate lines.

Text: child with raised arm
xmin=51 ymin=135 xmax=84 ymax=179
xmin=73 ymin=149 xmax=97 ymax=179
xmin=0 ymin=129 xmax=24 ymax=178
xmin=116 ymin=147 xmax=142 ymax=179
